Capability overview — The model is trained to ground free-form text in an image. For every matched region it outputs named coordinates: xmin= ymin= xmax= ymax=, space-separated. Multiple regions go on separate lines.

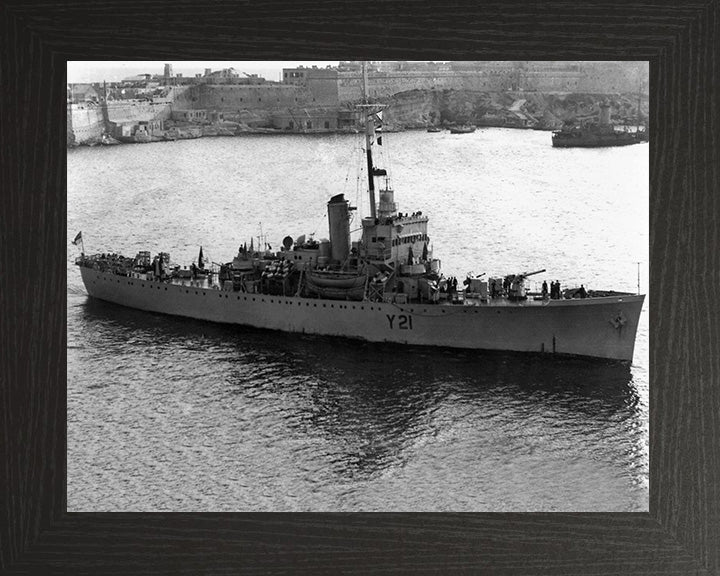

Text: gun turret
xmin=518 ymin=268 xmax=546 ymax=279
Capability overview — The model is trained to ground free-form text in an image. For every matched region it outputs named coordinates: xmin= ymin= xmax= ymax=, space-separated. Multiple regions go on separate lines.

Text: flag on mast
xmin=72 ymin=231 xmax=85 ymax=253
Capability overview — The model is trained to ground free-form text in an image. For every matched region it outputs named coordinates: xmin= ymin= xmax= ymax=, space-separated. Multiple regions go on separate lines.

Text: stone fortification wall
xmin=69 ymin=103 xmax=104 ymax=144
xmin=339 ymin=71 xmax=472 ymax=102
xmin=576 ymin=62 xmax=645 ymax=93
xmin=175 ymin=84 xmax=319 ymax=127
xmin=106 ymin=99 xmax=173 ymax=124
xmin=338 ymin=71 xmax=541 ymax=102
xmin=165 ymin=85 xmax=195 ymax=108
xmin=195 ymin=84 xmax=309 ymax=113
xmin=338 ymin=63 xmax=646 ymax=103
xmin=521 ymin=62 xmax=646 ymax=93
xmin=305 ymin=76 xmax=340 ymax=106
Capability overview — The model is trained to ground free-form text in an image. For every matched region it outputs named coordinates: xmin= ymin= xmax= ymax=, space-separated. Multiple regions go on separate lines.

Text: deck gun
xmin=507 ymin=269 xmax=546 ymax=301
xmin=516 ymin=269 xmax=546 ymax=279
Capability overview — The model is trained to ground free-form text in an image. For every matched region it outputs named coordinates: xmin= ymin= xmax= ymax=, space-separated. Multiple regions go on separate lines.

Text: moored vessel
xmin=449 ymin=125 xmax=476 ymax=134
xmin=552 ymin=100 xmax=647 ymax=148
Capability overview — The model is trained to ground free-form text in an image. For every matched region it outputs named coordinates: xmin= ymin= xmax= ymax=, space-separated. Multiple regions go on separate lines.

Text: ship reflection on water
xmin=69 ymin=298 xmax=646 ymax=511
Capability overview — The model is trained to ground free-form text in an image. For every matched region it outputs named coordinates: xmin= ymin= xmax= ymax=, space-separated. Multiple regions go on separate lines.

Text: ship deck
xmin=162 ymin=275 xmax=633 ymax=308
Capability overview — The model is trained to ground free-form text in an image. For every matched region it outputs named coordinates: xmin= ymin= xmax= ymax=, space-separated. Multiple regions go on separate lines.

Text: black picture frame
xmin=2 ymin=1 xmax=718 ymax=574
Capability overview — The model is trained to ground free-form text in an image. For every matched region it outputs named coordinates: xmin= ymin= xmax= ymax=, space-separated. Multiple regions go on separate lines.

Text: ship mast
xmin=362 ymin=61 xmax=377 ymax=220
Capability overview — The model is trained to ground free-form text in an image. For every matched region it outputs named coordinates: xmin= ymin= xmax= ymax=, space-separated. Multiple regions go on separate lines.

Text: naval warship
xmin=75 ymin=88 xmax=645 ymax=362
xmin=552 ymin=100 xmax=647 ymax=148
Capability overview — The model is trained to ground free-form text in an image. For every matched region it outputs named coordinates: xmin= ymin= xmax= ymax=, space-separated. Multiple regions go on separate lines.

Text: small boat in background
xmin=449 ymin=125 xmax=476 ymax=134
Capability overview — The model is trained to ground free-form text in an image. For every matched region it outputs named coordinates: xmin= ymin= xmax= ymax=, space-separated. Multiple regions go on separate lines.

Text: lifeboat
xmin=305 ymin=270 xmax=367 ymax=300
xmin=305 ymin=270 xmax=367 ymax=289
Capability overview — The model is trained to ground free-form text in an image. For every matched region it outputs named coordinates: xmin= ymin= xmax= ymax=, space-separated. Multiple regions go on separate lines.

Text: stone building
xmin=272 ymin=108 xmax=338 ymax=131
xmin=282 ymin=66 xmax=340 ymax=105
xmin=69 ymin=84 xmax=99 ymax=104
xmin=171 ymin=109 xmax=208 ymax=122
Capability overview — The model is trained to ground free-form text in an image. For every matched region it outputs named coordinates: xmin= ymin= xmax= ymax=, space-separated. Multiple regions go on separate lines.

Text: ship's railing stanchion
xmin=295 ymin=268 xmax=305 ymax=297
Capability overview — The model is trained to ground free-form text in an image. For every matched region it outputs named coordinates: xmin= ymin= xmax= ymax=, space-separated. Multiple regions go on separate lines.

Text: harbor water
xmin=67 ymin=128 xmax=649 ymax=511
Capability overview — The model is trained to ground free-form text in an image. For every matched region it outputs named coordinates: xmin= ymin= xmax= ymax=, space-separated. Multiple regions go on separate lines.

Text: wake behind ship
xmin=75 ymin=74 xmax=645 ymax=362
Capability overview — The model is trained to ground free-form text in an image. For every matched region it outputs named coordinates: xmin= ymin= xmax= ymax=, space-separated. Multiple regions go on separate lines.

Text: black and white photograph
xmin=67 ymin=60 xmax=649 ymax=512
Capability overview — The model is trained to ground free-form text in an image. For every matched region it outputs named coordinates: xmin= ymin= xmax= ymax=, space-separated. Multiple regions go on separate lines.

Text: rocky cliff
xmin=383 ymin=89 xmax=648 ymax=130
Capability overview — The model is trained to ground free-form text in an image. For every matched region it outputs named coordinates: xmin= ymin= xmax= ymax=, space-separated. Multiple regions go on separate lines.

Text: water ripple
xmin=67 ymin=130 xmax=648 ymax=512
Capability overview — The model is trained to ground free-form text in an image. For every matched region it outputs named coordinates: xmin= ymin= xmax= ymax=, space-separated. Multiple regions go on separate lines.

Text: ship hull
xmin=80 ymin=267 xmax=644 ymax=361
xmin=552 ymin=140 xmax=640 ymax=148
xmin=551 ymin=134 xmax=643 ymax=148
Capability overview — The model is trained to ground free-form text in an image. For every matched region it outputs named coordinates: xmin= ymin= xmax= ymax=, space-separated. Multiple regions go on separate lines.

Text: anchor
xmin=610 ymin=311 xmax=627 ymax=330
